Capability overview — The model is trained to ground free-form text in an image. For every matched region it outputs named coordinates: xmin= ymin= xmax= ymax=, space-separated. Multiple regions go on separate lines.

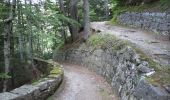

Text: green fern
xmin=0 ymin=73 xmax=11 ymax=79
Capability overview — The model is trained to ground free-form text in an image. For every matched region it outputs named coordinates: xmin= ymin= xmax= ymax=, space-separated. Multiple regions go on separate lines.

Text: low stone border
xmin=0 ymin=59 xmax=64 ymax=100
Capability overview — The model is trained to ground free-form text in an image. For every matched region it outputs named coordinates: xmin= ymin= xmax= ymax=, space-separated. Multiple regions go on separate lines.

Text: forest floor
xmin=91 ymin=21 xmax=170 ymax=67
xmin=50 ymin=63 xmax=116 ymax=100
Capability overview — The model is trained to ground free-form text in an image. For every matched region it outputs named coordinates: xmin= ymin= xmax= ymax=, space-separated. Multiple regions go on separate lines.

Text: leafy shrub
xmin=0 ymin=73 xmax=11 ymax=79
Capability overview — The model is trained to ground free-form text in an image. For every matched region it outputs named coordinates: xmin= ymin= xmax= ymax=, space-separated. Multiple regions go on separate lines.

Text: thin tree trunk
xmin=3 ymin=0 xmax=16 ymax=92
xmin=70 ymin=0 xmax=78 ymax=42
xmin=58 ymin=0 xmax=65 ymax=14
xmin=3 ymin=20 xmax=11 ymax=92
xmin=17 ymin=0 xmax=24 ymax=61
xmin=21 ymin=4 xmax=26 ymax=57
xmin=10 ymin=0 xmax=16 ymax=57
xmin=104 ymin=0 xmax=109 ymax=20
xmin=27 ymin=0 xmax=34 ymax=66
xmin=37 ymin=35 xmax=40 ymax=53
xmin=83 ymin=0 xmax=90 ymax=40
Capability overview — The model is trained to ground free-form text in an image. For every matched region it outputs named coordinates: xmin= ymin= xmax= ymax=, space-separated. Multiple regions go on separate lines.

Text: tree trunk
xmin=104 ymin=0 xmax=109 ymax=20
xmin=3 ymin=0 xmax=16 ymax=92
xmin=58 ymin=0 xmax=65 ymax=14
xmin=17 ymin=0 xmax=24 ymax=61
xmin=70 ymin=0 xmax=78 ymax=42
xmin=83 ymin=0 xmax=90 ymax=40
xmin=3 ymin=20 xmax=12 ymax=92
xmin=28 ymin=0 xmax=34 ymax=67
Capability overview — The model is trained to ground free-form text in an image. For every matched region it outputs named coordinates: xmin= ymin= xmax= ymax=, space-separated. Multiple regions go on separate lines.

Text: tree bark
xmin=17 ymin=0 xmax=24 ymax=61
xmin=58 ymin=0 xmax=65 ymax=14
xmin=104 ymin=0 xmax=109 ymax=20
xmin=70 ymin=0 xmax=78 ymax=42
xmin=83 ymin=0 xmax=90 ymax=40
xmin=3 ymin=0 xmax=16 ymax=92
xmin=28 ymin=0 xmax=34 ymax=67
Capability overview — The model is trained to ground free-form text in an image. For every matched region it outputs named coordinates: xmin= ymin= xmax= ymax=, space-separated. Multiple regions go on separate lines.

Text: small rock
xmin=35 ymin=81 xmax=49 ymax=91
xmin=0 ymin=92 xmax=19 ymax=100
xmin=145 ymin=71 xmax=155 ymax=76
xmin=164 ymin=85 xmax=170 ymax=93
xmin=134 ymin=79 xmax=170 ymax=100
xmin=138 ymin=61 xmax=152 ymax=73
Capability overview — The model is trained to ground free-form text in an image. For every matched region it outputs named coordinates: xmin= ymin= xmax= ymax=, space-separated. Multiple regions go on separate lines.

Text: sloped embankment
xmin=54 ymin=34 xmax=170 ymax=100
xmin=0 ymin=58 xmax=64 ymax=100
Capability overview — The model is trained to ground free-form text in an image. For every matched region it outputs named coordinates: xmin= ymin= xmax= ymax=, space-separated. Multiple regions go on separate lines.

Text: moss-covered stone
xmin=50 ymin=67 xmax=63 ymax=75
xmin=31 ymin=59 xmax=63 ymax=85
xmin=87 ymin=34 xmax=128 ymax=51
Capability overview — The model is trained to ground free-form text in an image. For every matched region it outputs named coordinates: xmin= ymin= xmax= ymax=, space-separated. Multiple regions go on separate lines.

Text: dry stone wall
xmin=55 ymin=44 xmax=170 ymax=100
xmin=118 ymin=12 xmax=170 ymax=38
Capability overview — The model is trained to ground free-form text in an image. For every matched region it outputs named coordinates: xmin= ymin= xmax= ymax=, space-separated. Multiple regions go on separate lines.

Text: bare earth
xmin=51 ymin=63 xmax=116 ymax=100
xmin=91 ymin=21 xmax=170 ymax=67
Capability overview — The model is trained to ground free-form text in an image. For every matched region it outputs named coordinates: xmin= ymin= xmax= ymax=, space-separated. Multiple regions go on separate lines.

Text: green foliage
xmin=88 ymin=34 xmax=107 ymax=47
xmin=111 ymin=0 xmax=121 ymax=6
xmin=15 ymin=0 xmax=81 ymax=60
xmin=89 ymin=0 xmax=111 ymax=21
xmin=159 ymin=0 xmax=170 ymax=10
xmin=0 ymin=73 xmax=11 ymax=79
xmin=49 ymin=66 xmax=63 ymax=78
xmin=55 ymin=41 xmax=65 ymax=51
xmin=110 ymin=0 xmax=170 ymax=25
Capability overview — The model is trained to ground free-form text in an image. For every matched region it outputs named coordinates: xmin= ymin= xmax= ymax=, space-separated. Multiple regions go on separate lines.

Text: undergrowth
xmin=87 ymin=34 xmax=128 ymax=51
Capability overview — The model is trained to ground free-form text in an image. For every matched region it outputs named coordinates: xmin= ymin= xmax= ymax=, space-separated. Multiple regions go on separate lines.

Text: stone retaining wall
xmin=0 ymin=59 xmax=64 ymax=100
xmin=118 ymin=12 xmax=170 ymax=38
xmin=54 ymin=45 xmax=170 ymax=100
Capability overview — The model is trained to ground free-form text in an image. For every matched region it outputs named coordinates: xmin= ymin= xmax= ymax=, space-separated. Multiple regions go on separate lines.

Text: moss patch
xmin=146 ymin=71 xmax=170 ymax=87
xmin=50 ymin=67 xmax=63 ymax=75
xmin=133 ymin=47 xmax=161 ymax=71
xmin=87 ymin=34 xmax=128 ymax=51
xmin=32 ymin=78 xmax=49 ymax=85
xmin=99 ymin=88 xmax=110 ymax=99
xmin=31 ymin=59 xmax=63 ymax=85
xmin=48 ymin=66 xmax=63 ymax=78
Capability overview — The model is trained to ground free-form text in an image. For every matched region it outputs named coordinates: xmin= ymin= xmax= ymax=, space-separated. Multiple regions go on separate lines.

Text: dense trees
xmin=0 ymin=0 xmax=167 ymax=93
xmin=0 ymin=0 xmax=113 ymax=91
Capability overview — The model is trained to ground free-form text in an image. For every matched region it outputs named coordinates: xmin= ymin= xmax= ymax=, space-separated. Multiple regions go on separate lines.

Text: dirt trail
xmin=50 ymin=63 xmax=115 ymax=100
xmin=91 ymin=21 xmax=170 ymax=67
